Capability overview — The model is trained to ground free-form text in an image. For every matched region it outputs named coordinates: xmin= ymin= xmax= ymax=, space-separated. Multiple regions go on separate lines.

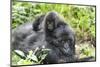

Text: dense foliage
xmin=12 ymin=1 xmax=96 ymax=65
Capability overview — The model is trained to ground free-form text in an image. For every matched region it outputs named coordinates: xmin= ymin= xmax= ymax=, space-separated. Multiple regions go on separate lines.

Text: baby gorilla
xmin=12 ymin=11 xmax=75 ymax=64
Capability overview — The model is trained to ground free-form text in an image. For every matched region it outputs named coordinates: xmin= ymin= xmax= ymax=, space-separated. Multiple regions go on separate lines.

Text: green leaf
xmin=40 ymin=54 xmax=48 ymax=60
xmin=26 ymin=50 xmax=38 ymax=62
xmin=31 ymin=54 xmax=38 ymax=62
xmin=14 ymin=50 xmax=25 ymax=58
xmin=17 ymin=59 xmax=34 ymax=65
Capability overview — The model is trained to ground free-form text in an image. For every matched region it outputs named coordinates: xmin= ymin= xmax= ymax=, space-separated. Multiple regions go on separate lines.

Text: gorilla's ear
xmin=32 ymin=14 xmax=45 ymax=31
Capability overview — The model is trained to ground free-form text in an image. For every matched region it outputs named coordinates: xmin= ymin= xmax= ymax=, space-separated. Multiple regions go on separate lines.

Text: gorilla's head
xmin=44 ymin=12 xmax=62 ymax=32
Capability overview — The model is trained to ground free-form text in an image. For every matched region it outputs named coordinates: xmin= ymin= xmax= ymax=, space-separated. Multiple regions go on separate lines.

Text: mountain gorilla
xmin=12 ymin=11 xmax=94 ymax=64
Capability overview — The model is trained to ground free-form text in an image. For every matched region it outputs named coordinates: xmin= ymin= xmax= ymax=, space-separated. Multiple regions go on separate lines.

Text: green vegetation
xmin=12 ymin=48 xmax=50 ymax=65
xmin=12 ymin=1 xmax=96 ymax=65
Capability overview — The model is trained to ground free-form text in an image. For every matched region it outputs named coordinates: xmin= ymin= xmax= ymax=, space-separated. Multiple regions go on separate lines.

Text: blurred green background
xmin=12 ymin=1 xmax=96 ymax=65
